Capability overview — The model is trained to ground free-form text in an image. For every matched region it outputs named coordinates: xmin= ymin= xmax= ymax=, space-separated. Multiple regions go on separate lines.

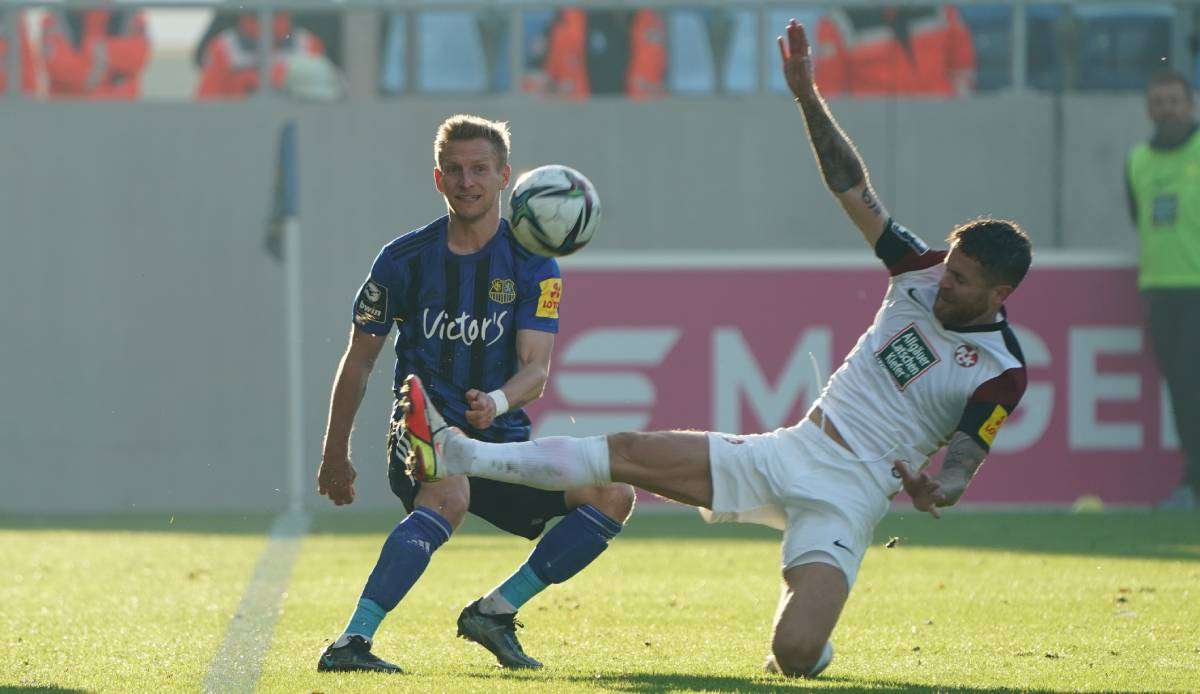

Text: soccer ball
xmin=509 ymin=164 xmax=601 ymax=257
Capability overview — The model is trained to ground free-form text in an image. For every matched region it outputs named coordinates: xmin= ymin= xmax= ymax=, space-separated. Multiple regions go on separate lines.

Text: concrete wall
xmin=0 ymin=94 xmax=1148 ymax=511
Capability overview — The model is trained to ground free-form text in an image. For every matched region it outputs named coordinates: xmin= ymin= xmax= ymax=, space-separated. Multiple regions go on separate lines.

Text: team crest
xmin=489 ymin=278 xmax=516 ymax=304
xmin=954 ymin=344 xmax=979 ymax=368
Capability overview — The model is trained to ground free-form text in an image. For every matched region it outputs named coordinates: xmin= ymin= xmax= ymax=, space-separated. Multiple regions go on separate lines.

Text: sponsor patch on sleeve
xmin=978 ymin=404 xmax=1009 ymax=447
xmin=354 ymin=279 xmax=388 ymax=325
xmin=535 ymin=278 xmax=562 ymax=319
xmin=537 ymin=277 xmax=564 ymax=316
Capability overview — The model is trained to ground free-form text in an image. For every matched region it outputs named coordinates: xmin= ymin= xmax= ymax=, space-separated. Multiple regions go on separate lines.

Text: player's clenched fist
xmin=465 ymin=389 xmax=498 ymax=430
xmin=778 ymin=19 xmax=817 ymax=102
xmin=318 ymin=453 xmax=357 ymax=506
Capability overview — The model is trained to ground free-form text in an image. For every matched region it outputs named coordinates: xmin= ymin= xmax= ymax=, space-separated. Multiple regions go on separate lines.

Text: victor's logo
xmin=422 ymin=308 xmax=508 ymax=347
xmin=875 ymin=323 xmax=940 ymax=390
xmin=488 ymin=278 xmax=516 ymax=304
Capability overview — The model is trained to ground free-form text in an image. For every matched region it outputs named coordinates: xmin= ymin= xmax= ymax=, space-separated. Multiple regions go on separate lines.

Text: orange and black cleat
xmin=398 ymin=374 xmax=452 ymax=482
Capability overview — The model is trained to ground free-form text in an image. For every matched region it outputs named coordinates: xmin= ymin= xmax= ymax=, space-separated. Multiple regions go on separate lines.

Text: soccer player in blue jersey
xmin=315 ymin=114 xmax=635 ymax=673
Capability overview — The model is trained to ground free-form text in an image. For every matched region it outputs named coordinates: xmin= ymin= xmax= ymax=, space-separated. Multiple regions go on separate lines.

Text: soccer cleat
xmin=456 ymin=599 xmax=543 ymax=669
xmin=316 ymin=635 xmax=402 ymax=673
xmin=398 ymin=374 xmax=452 ymax=482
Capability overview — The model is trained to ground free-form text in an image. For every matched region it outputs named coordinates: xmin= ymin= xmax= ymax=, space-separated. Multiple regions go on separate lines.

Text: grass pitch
xmin=2 ymin=509 xmax=1197 ymax=692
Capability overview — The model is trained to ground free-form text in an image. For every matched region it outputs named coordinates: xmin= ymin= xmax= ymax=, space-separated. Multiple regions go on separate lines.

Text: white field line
xmin=202 ymin=510 xmax=310 ymax=694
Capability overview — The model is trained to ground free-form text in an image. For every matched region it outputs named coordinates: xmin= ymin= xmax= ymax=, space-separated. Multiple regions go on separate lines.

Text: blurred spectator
xmin=0 ymin=10 xmax=36 ymax=95
xmin=284 ymin=52 xmax=344 ymax=102
xmin=1126 ymin=70 xmax=1200 ymax=511
xmin=195 ymin=12 xmax=326 ymax=100
xmin=532 ymin=8 xmax=665 ymax=99
xmin=814 ymin=6 xmax=976 ymax=97
xmin=39 ymin=8 xmax=149 ymax=99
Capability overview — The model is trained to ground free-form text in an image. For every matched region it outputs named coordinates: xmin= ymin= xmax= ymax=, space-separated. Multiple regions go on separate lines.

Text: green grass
xmin=2 ymin=510 xmax=1198 ymax=692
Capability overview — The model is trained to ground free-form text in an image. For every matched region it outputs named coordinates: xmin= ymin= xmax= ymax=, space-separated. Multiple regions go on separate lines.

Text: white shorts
xmin=702 ymin=420 xmax=891 ymax=587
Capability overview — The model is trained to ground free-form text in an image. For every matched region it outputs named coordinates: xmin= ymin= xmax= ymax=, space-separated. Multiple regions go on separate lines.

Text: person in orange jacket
xmin=195 ymin=12 xmax=325 ymax=100
xmin=40 ymin=8 xmax=149 ymax=99
xmin=814 ymin=6 xmax=976 ymax=97
xmin=0 ymin=10 xmax=36 ymax=95
xmin=538 ymin=8 xmax=665 ymax=100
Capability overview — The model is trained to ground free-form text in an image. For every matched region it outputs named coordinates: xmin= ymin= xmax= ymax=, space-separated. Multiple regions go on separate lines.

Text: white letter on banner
xmin=1068 ymin=327 xmax=1142 ymax=450
xmin=713 ymin=327 xmax=831 ymax=434
xmin=992 ymin=325 xmax=1052 ymax=453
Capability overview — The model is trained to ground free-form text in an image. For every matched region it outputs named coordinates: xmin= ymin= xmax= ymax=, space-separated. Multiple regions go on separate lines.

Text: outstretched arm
xmin=778 ymin=19 xmax=889 ymax=246
xmin=893 ymin=432 xmax=988 ymax=518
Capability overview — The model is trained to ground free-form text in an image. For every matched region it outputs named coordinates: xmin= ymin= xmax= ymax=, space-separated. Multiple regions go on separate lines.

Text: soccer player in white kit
xmin=399 ymin=20 xmax=1032 ymax=679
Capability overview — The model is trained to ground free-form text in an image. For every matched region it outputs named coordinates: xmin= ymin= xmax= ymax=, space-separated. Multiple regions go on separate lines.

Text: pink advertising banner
xmin=524 ymin=259 xmax=1182 ymax=505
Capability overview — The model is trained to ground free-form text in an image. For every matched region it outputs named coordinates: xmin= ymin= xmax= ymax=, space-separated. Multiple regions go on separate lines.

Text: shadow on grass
xmin=1 ymin=508 xmax=1196 ymax=562
xmin=467 ymin=670 xmax=1139 ymax=693
xmin=0 ymin=681 xmax=91 ymax=686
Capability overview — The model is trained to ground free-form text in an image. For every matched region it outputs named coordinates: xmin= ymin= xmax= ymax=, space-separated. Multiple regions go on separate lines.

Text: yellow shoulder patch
xmin=978 ymin=405 xmax=1009 ymax=447
xmin=536 ymin=278 xmax=562 ymax=319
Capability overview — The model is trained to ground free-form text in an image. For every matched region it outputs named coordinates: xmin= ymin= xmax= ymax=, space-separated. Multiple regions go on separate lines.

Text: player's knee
xmin=567 ymin=483 xmax=635 ymax=522
xmin=414 ymin=477 xmax=470 ymax=528
xmin=770 ymin=635 xmax=827 ymax=678
xmin=593 ymin=483 xmax=636 ymax=522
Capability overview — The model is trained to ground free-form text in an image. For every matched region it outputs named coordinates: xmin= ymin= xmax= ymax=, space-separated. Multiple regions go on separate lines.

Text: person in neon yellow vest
xmin=1126 ymin=69 xmax=1200 ymax=511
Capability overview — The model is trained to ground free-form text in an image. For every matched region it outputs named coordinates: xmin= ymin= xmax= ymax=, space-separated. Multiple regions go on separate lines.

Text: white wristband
xmin=487 ymin=389 xmax=510 ymax=416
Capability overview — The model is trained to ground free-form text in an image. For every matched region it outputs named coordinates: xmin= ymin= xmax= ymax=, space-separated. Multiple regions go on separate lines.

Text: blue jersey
xmin=352 ymin=216 xmax=561 ymax=443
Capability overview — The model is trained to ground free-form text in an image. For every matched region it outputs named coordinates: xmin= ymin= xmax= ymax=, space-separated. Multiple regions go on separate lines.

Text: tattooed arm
xmin=892 ymin=432 xmax=988 ymax=518
xmin=778 ymin=19 xmax=890 ymax=246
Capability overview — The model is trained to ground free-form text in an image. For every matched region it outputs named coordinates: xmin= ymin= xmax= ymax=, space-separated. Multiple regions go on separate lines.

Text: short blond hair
xmin=434 ymin=114 xmax=511 ymax=169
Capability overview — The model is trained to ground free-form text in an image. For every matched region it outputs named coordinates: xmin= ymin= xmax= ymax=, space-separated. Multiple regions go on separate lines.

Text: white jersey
xmin=813 ymin=220 xmax=1027 ymax=495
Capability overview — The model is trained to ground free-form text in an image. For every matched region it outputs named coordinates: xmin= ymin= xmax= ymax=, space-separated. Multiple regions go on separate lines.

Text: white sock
xmin=446 ymin=435 xmax=611 ymax=490
xmin=477 ymin=590 xmax=517 ymax=616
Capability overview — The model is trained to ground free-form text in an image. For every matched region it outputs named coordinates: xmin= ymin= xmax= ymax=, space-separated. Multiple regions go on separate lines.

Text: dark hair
xmin=946 ymin=218 xmax=1032 ymax=288
xmin=1148 ymin=69 xmax=1193 ymax=100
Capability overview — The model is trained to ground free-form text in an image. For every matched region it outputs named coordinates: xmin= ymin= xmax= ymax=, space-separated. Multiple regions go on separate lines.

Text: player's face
xmin=934 ymin=249 xmax=1006 ymax=326
xmin=434 ymin=139 xmax=511 ymax=223
xmin=1147 ymin=82 xmax=1193 ymax=128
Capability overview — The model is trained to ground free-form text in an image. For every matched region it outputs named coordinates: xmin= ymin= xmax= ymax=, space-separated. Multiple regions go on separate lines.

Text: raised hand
xmin=892 ymin=460 xmax=948 ymax=518
xmin=777 ymin=19 xmax=817 ymax=102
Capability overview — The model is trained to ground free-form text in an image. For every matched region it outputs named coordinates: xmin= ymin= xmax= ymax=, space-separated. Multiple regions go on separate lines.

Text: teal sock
xmin=342 ymin=597 xmax=387 ymax=642
xmin=496 ymin=564 xmax=548 ymax=611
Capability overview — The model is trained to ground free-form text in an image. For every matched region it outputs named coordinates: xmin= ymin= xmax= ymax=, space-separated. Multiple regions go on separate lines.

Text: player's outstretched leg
xmin=401 ymin=373 xmax=611 ymax=489
xmin=460 ymin=485 xmax=635 ymax=669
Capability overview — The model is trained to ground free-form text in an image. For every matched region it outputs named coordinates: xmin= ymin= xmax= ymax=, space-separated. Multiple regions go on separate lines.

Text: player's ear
xmin=433 ymin=167 xmax=445 ymax=194
xmin=991 ymin=283 xmax=1014 ymax=305
xmin=501 ymin=163 xmax=511 ymax=189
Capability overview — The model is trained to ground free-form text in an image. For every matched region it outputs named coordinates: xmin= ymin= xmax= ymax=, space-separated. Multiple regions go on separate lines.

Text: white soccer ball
xmin=509 ymin=164 xmax=601 ymax=257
